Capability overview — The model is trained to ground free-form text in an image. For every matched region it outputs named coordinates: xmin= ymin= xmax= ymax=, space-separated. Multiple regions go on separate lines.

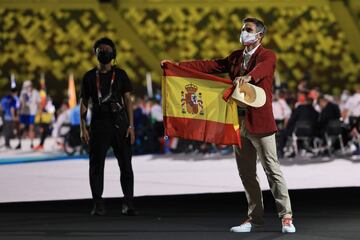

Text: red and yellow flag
xmin=162 ymin=62 xmax=240 ymax=146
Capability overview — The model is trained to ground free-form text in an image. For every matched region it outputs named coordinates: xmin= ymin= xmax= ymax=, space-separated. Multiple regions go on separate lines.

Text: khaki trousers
xmin=234 ymin=121 xmax=292 ymax=224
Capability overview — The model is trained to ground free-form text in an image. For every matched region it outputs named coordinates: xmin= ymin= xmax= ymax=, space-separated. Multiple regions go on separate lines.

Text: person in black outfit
xmin=80 ymin=37 xmax=136 ymax=216
xmin=278 ymin=94 xmax=319 ymax=156
xmin=318 ymin=95 xmax=341 ymax=136
xmin=286 ymin=98 xmax=319 ymax=135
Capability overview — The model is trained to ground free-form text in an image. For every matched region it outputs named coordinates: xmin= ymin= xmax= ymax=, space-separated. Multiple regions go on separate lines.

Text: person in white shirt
xmin=16 ymin=80 xmax=41 ymax=149
xmin=342 ymin=85 xmax=360 ymax=137
xmin=272 ymin=90 xmax=292 ymax=129
xmin=150 ymin=100 xmax=163 ymax=122
xmin=339 ymin=90 xmax=350 ymax=113
xmin=343 ymin=87 xmax=360 ymax=118
xmin=150 ymin=98 xmax=164 ymax=152
xmin=51 ymin=102 xmax=71 ymax=148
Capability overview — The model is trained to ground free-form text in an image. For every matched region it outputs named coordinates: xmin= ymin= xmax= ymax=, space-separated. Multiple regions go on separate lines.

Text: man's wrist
xmin=128 ymin=125 xmax=134 ymax=129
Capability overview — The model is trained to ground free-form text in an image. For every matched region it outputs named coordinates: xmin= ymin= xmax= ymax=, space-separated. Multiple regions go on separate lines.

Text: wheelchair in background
xmin=284 ymin=119 xmax=345 ymax=158
xmin=59 ymin=123 xmax=88 ymax=156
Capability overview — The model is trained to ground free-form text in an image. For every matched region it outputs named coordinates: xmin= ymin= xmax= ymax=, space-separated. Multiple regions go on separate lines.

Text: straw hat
xmin=231 ymin=82 xmax=266 ymax=108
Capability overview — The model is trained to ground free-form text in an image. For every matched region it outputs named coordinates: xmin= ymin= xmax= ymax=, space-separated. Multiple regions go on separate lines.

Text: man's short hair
xmin=93 ymin=37 xmax=116 ymax=56
xmin=243 ymin=17 xmax=266 ymax=35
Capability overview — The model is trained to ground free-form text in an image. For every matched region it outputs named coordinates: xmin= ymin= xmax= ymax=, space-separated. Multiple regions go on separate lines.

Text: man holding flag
xmin=162 ymin=17 xmax=295 ymax=233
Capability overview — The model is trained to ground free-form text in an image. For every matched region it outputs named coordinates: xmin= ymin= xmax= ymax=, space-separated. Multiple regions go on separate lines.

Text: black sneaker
xmin=15 ymin=143 xmax=21 ymax=150
xmin=121 ymin=203 xmax=137 ymax=216
xmin=91 ymin=200 xmax=106 ymax=216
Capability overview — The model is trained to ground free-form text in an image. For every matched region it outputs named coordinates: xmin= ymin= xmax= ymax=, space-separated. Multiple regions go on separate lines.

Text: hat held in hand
xmin=231 ymin=82 xmax=266 ymax=108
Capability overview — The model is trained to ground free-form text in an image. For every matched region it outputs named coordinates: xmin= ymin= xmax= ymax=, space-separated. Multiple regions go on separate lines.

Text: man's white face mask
xmin=239 ymin=30 xmax=261 ymax=46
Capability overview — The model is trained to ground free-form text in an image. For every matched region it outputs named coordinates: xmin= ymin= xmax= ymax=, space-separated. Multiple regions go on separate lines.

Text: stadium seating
xmin=121 ymin=5 xmax=360 ymax=94
xmin=1 ymin=2 xmax=360 ymax=99
xmin=0 ymin=8 xmax=148 ymax=99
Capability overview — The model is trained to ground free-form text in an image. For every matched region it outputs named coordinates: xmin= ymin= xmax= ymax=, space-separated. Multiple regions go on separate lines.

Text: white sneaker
xmin=230 ymin=219 xmax=263 ymax=233
xmin=282 ymin=218 xmax=296 ymax=233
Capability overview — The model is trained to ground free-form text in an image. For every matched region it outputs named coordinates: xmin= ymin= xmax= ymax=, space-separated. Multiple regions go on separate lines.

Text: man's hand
xmin=126 ymin=127 xmax=135 ymax=145
xmin=161 ymin=60 xmax=178 ymax=68
xmin=80 ymin=98 xmax=89 ymax=144
xmin=81 ymin=127 xmax=90 ymax=144
xmin=234 ymin=75 xmax=252 ymax=86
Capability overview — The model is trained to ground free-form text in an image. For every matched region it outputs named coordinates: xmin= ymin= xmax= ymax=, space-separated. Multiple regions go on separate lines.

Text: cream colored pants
xmin=234 ymin=121 xmax=292 ymax=224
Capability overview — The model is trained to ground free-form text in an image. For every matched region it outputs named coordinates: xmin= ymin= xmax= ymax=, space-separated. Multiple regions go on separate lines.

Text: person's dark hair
xmin=93 ymin=37 xmax=116 ymax=58
xmin=279 ymin=89 xmax=287 ymax=98
xmin=243 ymin=17 xmax=266 ymax=35
xmin=304 ymin=90 xmax=315 ymax=103
xmin=317 ymin=94 xmax=326 ymax=101
xmin=10 ymin=87 xmax=17 ymax=93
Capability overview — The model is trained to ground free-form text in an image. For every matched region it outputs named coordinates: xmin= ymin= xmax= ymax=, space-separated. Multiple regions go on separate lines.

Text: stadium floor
xmin=0 ymin=188 xmax=359 ymax=240
xmin=1 ymin=151 xmax=360 ymax=203
xmin=1 ymin=139 xmax=360 ymax=239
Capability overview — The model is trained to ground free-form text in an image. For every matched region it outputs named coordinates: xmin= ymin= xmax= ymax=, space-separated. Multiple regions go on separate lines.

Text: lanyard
xmin=96 ymin=69 xmax=115 ymax=104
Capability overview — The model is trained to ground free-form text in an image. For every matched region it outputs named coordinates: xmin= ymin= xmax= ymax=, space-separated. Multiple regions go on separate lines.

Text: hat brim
xmin=231 ymin=82 xmax=266 ymax=108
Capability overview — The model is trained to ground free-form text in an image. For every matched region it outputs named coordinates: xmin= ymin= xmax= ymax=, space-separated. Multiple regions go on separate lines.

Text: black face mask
xmin=97 ymin=51 xmax=114 ymax=64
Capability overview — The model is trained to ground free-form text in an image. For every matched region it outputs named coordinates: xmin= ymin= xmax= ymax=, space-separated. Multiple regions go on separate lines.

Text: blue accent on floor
xmin=0 ymin=154 xmax=89 ymax=165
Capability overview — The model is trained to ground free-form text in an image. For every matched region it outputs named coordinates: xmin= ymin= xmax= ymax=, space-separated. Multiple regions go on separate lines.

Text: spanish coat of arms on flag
xmin=162 ymin=62 xmax=240 ymax=146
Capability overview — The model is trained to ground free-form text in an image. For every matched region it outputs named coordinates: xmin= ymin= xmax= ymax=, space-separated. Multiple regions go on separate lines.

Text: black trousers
xmin=39 ymin=123 xmax=50 ymax=146
xmin=89 ymin=120 xmax=133 ymax=204
xmin=3 ymin=120 xmax=14 ymax=146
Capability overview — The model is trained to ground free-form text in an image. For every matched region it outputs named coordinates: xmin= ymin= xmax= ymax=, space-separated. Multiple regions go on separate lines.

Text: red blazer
xmin=179 ymin=45 xmax=277 ymax=135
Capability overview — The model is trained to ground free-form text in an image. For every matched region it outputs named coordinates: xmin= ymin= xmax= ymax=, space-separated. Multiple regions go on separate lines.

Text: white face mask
xmin=239 ymin=30 xmax=261 ymax=46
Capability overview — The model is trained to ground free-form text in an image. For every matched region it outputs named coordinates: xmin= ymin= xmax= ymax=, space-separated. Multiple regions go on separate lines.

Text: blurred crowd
xmin=1 ymin=79 xmax=360 ymax=158
xmin=273 ymin=80 xmax=360 ymax=158
xmin=0 ymin=80 xmax=56 ymax=151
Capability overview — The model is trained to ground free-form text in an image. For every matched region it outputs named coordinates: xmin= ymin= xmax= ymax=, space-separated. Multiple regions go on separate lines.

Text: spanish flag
xmin=162 ymin=62 xmax=240 ymax=146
